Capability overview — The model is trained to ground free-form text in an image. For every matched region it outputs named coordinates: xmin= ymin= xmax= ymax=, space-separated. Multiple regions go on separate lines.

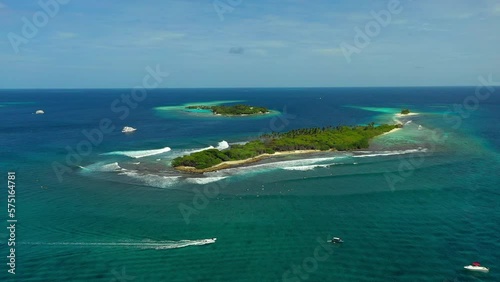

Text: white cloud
xmin=407 ymin=23 xmax=449 ymax=32
xmin=392 ymin=19 xmax=409 ymax=25
xmin=413 ymin=0 xmax=480 ymax=20
xmin=0 ymin=54 xmax=50 ymax=64
xmin=147 ymin=31 xmax=185 ymax=41
xmin=494 ymin=4 xmax=500 ymax=16
xmin=137 ymin=31 xmax=185 ymax=46
xmin=249 ymin=49 xmax=268 ymax=56
xmin=55 ymin=32 xmax=78 ymax=39
xmin=249 ymin=40 xmax=287 ymax=48
xmin=345 ymin=13 xmax=375 ymax=22
xmin=313 ymin=48 xmax=343 ymax=56
xmin=89 ymin=30 xmax=186 ymax=49
xmin=447 ymin=12 xmax=478 ymax=19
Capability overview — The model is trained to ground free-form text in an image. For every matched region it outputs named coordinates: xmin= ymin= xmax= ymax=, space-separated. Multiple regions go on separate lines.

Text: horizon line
xmin=1 ymin=85 xmax=498 ymax=91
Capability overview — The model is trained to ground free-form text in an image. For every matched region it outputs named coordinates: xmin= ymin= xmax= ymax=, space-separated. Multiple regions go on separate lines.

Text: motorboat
xmin=35 ymin=110 xmax=45 ymax=114
xmin=122 ymin=126 xmax=137 ymax=133
xmin=464 ymin=262 xmax=489 ymax=273
xmin=201 ymin=238 xmax=217 ymax=244
xmin=329 ymin=237 xmax=344 ymax=244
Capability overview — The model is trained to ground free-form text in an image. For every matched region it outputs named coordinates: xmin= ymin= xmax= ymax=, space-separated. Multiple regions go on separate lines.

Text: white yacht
xmin=122 ymin=126 xmax=137 ymax=133
xmin=464 ymin=262 xmax=489 ymax=273
xmin=35 ymin=110 xmax=45 ymax=114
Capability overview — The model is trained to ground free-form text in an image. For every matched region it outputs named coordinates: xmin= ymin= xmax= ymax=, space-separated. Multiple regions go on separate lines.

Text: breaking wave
xmin=216 ymin=140 xmax=230 ymax=150
xmin=210 ymin=149 xmax=427 ymax=175
xmin=79 ymin=162 xmax=124 ymax=172
xmin=185 ymin=177 xmax=227 ymax=185
xmin=119 ymin=170 xmax=181 ymax=188
xmin=101 ymin=147 xmax=171 ymax=158
xmin=176 ymin=140 xmax=230 ymax=157
xmin=353 ymin=148 xmax=427 ymax=158
xmin=282 ymin=163 xmax=336 ymax=171
xmin=213 ymin=156 xmax=347 ymax=175
xmin=185 ymin=146 xmax=214 ymax=154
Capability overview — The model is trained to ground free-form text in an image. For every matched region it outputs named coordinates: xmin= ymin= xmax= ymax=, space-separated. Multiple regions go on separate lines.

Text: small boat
xmin=329 ymin=237 xmax=344 ymax=244
xmin=201 ymin=238 xmax=217 ymax=244
xmin=122 ymin=126 xmax=137 ymax=133
xmin=418 ymin=125 xmax=423 ymax=130
xmin=35 ymin=110 xmax=45 ymax=114
xmin=464 ymin=262 xmax=489 ymax=273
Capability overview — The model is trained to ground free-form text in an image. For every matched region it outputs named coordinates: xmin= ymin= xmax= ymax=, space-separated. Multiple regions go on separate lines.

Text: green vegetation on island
xmin=186 ymin=104 xmax=269 ymax=116
xmin=401 ymin=109 xmax=411 ymax=115
xmin=172 ymin=123 xmax=401 ymax=170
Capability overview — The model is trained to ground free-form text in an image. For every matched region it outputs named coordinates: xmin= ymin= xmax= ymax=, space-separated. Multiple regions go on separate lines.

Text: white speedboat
xmin=199 ymin=238 xmax=217 ymax=244
xmin=329 ymin=237 xmax=344 ymax=244
xmin=122 ymin=126 xmax=137 ymax=133
xmin=35 ymin=110 xmax=45 ymax=114
xmin=464 ymin=262 xmax=489 ymax=273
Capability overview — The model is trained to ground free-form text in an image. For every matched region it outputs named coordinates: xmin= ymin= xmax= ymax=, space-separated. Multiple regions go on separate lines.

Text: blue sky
xmin=1 ymin=0 xmax=499 ymax=88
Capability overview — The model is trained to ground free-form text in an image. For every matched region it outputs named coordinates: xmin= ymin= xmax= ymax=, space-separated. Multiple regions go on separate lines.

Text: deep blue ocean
xmin=0 ymin=87 xmax=499 ymax=281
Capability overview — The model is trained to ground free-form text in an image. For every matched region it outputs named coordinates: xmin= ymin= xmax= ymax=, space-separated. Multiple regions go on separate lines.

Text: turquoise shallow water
xmin=0 ymin=87 xmax=499 ymax=281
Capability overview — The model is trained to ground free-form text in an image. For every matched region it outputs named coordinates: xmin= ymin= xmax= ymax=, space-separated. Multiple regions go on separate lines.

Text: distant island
xmin=401 ymin=109 xmax=411 ymax=115
xmin=172 ymin=123 xmax=401 ymax=173
xmin=186 ymin=104 xmax=269 ymax=116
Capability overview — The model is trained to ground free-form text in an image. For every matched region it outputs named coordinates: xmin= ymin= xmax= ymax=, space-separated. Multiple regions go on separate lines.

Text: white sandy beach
xmin=212 ymin=149 xmax=321 ymax=168
xmin=176 ymin=150 xmax=322 ymax=173
xmin=381 ymin=128 xmax=403 ymax=136
xmin=395 ymin=112 xmax=419 ymax=118
xmin=393 ymin=112 xmax=420 ymax=125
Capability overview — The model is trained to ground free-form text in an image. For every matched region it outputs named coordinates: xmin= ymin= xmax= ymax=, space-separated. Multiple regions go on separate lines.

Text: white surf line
xmin=101 ymin=147 xmax=172 ymax=158
xmin=352 ymin=148 xmax=428 ymax=158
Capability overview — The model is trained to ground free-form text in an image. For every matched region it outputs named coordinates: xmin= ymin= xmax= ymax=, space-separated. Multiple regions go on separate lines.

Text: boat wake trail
xmin=21 ymin=238 xmax=217 ymax=250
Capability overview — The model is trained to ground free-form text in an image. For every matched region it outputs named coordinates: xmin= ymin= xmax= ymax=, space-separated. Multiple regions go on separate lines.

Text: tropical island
xmin=401 ymin=109 xmax=411 ymax=115
xmin=185 ymin=104 xmax=269 ymax=116
xmin=172 ymin=123 xmax=402 ymax=173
